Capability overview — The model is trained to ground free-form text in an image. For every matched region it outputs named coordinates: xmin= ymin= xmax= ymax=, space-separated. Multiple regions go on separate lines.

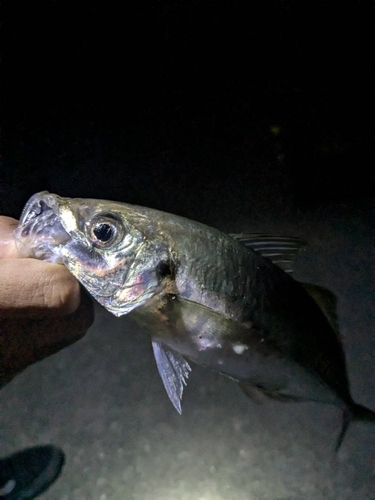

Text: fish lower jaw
xmin=14 ymin=236 xmax=65 ymax=264
xmin=96 ymin=298 xmax=141 ymax=317
xmin=32 ymin=245 xmax=65 ymax=264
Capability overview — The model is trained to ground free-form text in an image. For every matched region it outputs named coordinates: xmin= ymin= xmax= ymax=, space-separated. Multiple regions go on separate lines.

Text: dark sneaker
xmin=0 ymin=445 xmax=65 ymax=499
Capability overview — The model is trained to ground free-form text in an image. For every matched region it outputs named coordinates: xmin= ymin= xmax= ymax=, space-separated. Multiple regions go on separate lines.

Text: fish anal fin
xmin=239 ymin=380 xmax=269 ymax=404
xmin=239 ymin=379 xmax=311 ymax=404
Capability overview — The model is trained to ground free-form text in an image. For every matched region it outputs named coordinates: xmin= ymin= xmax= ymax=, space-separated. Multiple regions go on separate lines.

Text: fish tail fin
xmin=336 ymin=403 xmax=375 ymax=452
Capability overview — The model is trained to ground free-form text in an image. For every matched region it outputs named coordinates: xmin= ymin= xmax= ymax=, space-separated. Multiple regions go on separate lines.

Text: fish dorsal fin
xmin=300 ymin=282 xmax=339 ymax=334
xmin=230 ymin=233 xmax=305 ymax=273
xmin=152 ymin=341 xmax=191 ymax=414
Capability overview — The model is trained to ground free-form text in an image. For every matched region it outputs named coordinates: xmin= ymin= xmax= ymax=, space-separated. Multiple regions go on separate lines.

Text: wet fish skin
xmin=14 ymin=191 xmax=375 ymax=446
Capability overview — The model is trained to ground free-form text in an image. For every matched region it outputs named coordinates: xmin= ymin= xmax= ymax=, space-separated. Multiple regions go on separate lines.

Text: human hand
xmin=0 ymin=216 xmax=94 ymax=386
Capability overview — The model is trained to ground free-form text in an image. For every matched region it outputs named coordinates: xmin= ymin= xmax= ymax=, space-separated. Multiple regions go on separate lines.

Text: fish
xmin=13 ymin=191 xmax=374 ymax=449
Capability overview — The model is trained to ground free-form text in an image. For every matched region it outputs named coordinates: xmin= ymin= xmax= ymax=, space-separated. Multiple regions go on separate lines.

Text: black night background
xmin=2 ymin=2 xmax=371 ymax=216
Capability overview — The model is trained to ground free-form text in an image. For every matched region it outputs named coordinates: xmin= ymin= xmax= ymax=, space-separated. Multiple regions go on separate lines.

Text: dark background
xmin=2 ymin=1 xmax=371 ymax=220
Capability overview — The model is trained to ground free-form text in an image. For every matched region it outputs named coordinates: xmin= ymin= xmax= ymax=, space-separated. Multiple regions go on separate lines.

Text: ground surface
xmin=1 ymin=197 xmax=373 ymax=500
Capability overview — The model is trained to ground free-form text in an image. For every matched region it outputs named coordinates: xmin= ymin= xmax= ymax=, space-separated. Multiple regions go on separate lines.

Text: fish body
xmin=14 ymin=192 xmax=374 ymax=447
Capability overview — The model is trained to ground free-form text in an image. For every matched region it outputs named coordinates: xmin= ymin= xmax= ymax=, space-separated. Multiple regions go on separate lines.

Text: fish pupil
xmin=93 ymin=223 xmax=113 ymax=242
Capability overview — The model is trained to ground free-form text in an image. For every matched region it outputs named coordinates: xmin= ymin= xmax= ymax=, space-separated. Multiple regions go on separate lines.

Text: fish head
xmin=14 ymin=191 xmax=172 ymax=316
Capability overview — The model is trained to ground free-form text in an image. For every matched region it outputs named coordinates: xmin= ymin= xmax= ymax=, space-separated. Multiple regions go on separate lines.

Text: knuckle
xmin=41 ymin=266 xmax=80 ymax=314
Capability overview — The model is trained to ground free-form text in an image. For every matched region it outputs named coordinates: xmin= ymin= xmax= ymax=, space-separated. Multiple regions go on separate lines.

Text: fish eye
xmin=88 ymin=214 xmax=124 ymax=248
xmin=93 ymin=223 xmax=113 ymax=242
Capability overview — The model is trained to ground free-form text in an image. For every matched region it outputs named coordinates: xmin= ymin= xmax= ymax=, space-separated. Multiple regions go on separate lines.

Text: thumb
xmin=0 ymin=258 xmax=81 ymax=318
xmin=0 ymin=216 xmax=19 ymax=258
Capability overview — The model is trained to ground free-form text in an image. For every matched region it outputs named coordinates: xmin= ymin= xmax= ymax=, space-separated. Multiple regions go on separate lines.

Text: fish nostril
xmin=39 ymin=200 xmax=49 ymax=211
xmin=25 ymin=200 xmax=51 ymax=222
xmin=19 ymin=199 xmax=55 ymax=237
xmin=36 ymin=199 xmax=51 ymax=215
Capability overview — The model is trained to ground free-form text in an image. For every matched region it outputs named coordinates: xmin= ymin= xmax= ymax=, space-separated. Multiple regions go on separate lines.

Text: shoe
xmin=0 ymin=445 xmax=65 ymax=499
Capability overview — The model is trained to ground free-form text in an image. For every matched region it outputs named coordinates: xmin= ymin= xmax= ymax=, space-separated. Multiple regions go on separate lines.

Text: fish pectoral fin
xmin=239 ymin=378 xmax=309 ymax=404
xmin=152 ymin=341 xmax=192 ymax=414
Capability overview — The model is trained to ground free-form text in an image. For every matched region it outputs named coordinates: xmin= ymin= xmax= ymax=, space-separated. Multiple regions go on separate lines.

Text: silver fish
xmin=14 ymin=191 xmax=374 ymax=449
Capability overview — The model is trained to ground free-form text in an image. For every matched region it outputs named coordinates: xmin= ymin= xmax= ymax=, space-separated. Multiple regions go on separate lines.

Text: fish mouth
xmin=14 ymin=191 xmax=71 ymax=263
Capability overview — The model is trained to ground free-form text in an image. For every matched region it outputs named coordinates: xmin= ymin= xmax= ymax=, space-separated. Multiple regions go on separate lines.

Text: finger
xmin=0 ymin=216 xmax=19 ymax=258
xmin=0 ymin=287 xmax=95 ymax=386
xmin=30 ymin=286 xmax=95 ymax=355
xmin=0 ymin=259 xmax=81 ymax=318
